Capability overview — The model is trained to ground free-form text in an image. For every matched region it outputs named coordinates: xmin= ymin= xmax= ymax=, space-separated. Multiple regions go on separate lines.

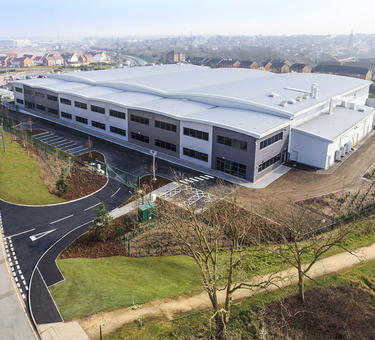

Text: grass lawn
xmin=104 ymin=259 xmax=375 ymax=340
xmin=50 ymin=255 xmax=201 ymax=320
xmin=0 ymin=132 xmax=64 ymax=205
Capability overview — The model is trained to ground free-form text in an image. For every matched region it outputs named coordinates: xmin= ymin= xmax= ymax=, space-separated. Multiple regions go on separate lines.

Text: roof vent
xmin=303 ymin=93 xmax=310 ymax=100
xmin=358 ymin=107 xmax=365 ymax=112
xmin=311 ymin=83 xmax=318 ymax=99
xmin=349 ymin=102 xmax=356 ymax=110
xmin=288 ymin=99 xmax=296 ymax=104
xmin=296 ymin=96 xmax=303 ymax=102
xmin=269 ymin=92 xmax=280 ymax=98
xmin=280 ymin=100 xmax=288 ymax=107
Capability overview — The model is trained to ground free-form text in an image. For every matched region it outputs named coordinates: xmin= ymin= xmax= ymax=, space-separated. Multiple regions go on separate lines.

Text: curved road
xmin=0 ymin=178 xmax=131 ymax=326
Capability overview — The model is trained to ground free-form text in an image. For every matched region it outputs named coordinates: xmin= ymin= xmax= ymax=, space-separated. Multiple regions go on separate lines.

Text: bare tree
xmin=263 ymin=203 xmax=353 ymax=303
xmin=87 ymin=136 xmax=93 ymax=159
xmin=159 ymin=183 xmax=273 ymax=340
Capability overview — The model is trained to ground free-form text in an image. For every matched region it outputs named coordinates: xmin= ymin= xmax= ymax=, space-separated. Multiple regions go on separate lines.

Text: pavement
xmin=0 ymin=213 xmax=37 ymax=340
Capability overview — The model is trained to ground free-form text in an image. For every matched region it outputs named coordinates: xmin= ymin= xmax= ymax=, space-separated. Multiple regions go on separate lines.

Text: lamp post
xmin=151 ymin=150 xmax=157 ymax=181
xmin=99 ymin=323 xmax=105 ymax=340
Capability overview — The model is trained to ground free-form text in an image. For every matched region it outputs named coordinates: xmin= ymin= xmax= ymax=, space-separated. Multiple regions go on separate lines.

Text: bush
xmin=89 ymin=202 xmax=113 ymax=241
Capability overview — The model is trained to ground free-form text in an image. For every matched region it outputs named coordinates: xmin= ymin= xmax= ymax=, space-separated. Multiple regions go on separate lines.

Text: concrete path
xmin=0 ymin=214 xmax=37 ymax=340
xmin=79 ymin=242 xmax=375 ymax=339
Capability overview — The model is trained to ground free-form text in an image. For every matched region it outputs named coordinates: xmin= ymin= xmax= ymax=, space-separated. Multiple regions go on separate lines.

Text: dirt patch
xmin=59 ymin=214 xmax=138 ymax=259
xmin=78 ymin=151 xmax=105 ymax=163
xmin=264 ymin=284 xmax=375 ymax=340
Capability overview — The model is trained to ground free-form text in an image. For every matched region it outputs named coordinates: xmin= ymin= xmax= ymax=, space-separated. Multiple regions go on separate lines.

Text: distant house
xmin=10 ymin=56 xmax=32 ymax=67
xmin=93 ymin=52 xmax=107 ymax=63
xmin=260 ymin=61 xmax=272 ymax=71
xmin=54 ymin=54 xmax=64 ymax=66
xmin=0 ymin=56 xmax=13 ymax=67
xmin=217 ymin=59 xmax=240 ymax=68
xmin=84 ymin=54 xmax=94 ymax=64
xmin=269 ymin=61 xmax=290 ymax=73
xmin=290 ymin=63 xmax=312 ymax=73
xmin=189 ymin=56 xmax=206 ymax=65
xmin=61 ymin=52 xmax=79 ymax=64
xmin=203 ymin=57 xmax=224 ymax=68
xmin=312 ymin=64 xmax=372 ymax=80
xmin=238 ymin=60 xmax=258 ymax=69
xmin=33 ymin=55 xmax=45 ymax=66
xmin=166 ymin=50 xmax=186 ymax=63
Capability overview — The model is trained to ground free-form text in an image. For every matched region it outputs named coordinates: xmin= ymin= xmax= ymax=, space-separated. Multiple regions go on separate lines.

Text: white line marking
xmin=111 ymin=187 xmax=121 ymax=197
xmin=55 ymin=141 xmax=76 ymax=148
xmin=84 ymin=203 xmax=101 ymax=211
xmin=29 ymin=229 xmax=56 ymax=241
xmin=189 ymin=178 xmax=199 ymax=182
xmin=179 ymin=180 xmax=188 ymax=184
xmin=205 ymin=175 xmax=215 ymax=179
xmin=6 ymin=228 xmax=36 ymax=238
xmin=201 ymin=175 xmax=211 ymax=179
xmin=50 ymin=214 xmax=74 ymax=225
xmin=64 ymin=145 xmax=83 ymax=152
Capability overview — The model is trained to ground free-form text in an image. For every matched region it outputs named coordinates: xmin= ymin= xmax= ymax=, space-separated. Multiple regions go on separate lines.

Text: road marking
xmin=29 ymin=229 xmax=56 ymax=242
xmin=64 ymin=145 xmax=83 ymax=152
xmin=50 ymin=214 xmax=74 ymax=225
xmin=189 ymin=178 xmax=199 ymax=182
xmin=179 ymin=180 xmax=188 ymax=184
xmin=84 ymin=203 xmax=101 ymax=211
xmin=111 ymin=187 xmax=121 ymax=197
xmin=6 ymin=228 xmax=36 ymax=239
xmin=205 ymin=175 xmax=215 ymax=179
xmin=55 ymin=141 xmax=76 ymax=148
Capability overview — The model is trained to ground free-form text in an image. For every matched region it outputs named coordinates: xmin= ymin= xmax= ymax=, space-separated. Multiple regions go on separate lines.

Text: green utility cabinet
xmin=138 ymin=202 xmax=157 ymax=222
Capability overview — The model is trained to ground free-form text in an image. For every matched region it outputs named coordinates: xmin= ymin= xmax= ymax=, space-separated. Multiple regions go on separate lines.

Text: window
xmin=131 ymin=132 xmax=149 ymax=143
xmin=47 ymin=107 xmax=58 ymax=115
xmin=260 ymin=132 xmax=283 ymax=150
xmin=216 ymin=158 xmax=246 ymax=179
xmin=155 ymin=139 xmax=176 ymax=152
xmin=60 ymin=97 xmax=71 ymax=105
xmin=92 ymin=120 xmax=106 ymax=130
xmin=47 ymin=94 xmax=58 ymax=102
xmin=130 ymin=114 xmax=149 ymax=125
xmin=217 ymin=135 xmax=247 ymax=150
xmin=183 ymin=148 xmax=208 ymax=162
xmin=16 ymin=99 xmax=24 ymax=104
xmin=109 ymin=109 xmax=126 ymax=119
xmin=36 ymin=104 xmax=45 ymax=111
xmin=25 ymin=101 xmax=34 ymax=109
xmin=24 ymin=89 xmax=33 ymax=95
xmin=183 ymin=127 xmax=209 ymax=141
xmin=61 ymin=111 xmax=72 ymax=119
xmin=35 ymin=91 xmax=45 ymax=98
xmin=91 ymin=105 xmax=105 ymax=114
xmin=74 ymin=101 xmax=87 ymax=110
xmin=155 ymin=120 xmax=177 ymax=132
xmin=76 ymin=116 xmax=88 ymax=124
xmin=15 ymin=87 xmax=23 ymax=93
xmin=258 ymin=154 xmax=281 ymax=172
xmin=110 ymin=126 xmax=126 ymax=136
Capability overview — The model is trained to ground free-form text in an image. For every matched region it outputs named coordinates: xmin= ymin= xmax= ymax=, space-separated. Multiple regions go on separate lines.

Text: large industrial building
xmin=12 ymin=65 xmax=375 ymax=183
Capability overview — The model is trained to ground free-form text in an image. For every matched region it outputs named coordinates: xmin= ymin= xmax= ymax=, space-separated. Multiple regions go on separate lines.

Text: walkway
xmin=79 ymin=241 xmax=375 ymax=339
xmin=0 ymin=213 xmax=37 ymax=340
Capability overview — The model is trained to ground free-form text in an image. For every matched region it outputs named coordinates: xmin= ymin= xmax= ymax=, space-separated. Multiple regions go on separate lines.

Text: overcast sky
xmin=3 ymin=0 xmax=375 ymax=38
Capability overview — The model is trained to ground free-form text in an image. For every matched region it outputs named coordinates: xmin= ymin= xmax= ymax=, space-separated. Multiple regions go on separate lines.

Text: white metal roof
xmin=293 ymin=106 xmax=375 ymax=142
xmin=14 ymin=65 xmax=372 ymax=139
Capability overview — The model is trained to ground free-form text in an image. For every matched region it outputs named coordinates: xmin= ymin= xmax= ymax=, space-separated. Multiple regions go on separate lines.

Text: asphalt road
xmin=0 ymin=178 xmax=131 ymax=325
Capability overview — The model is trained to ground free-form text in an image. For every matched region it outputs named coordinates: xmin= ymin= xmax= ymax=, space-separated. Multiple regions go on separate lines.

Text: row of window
xmin=217 ymin=135 xmax=247 ymax=150
xmin=155 ymin=139 xmax=177 ymax=152
xmin=183 ymin=127 xmax=209 ymax=141
xmin=183 ymin=148 xmax=208 ymax=162
xmin=110 ymin=126 xmax=126 ymax=136
xmin=75 ymin=116 xmax=88 ymax=124
xmin=258 ymin=154 xmax=281 ymax=172
xmin=75 ymin=101 xmax=87 ymax=110
xmin=155 ymin=120 xmax=177 ymax=132
xmin=130 ymin=114 xmax=149 ymax=125
xmin=260 ymin=132 xmax=283 ymax=150
xmin=24 ymin=89 xmax=33 ymax=95
xmin=131 ymin=132 xmax=149 ymax=143
xmin=110 ymin=109 xmax=126 ymax=119
xmin=216 ymin=158 xmax=247 ymax=179
xmin=91 ymin=105 xmax=105 ymax=114
xmin=15 ymin=87 xmax=23 ymax=93
xmin=61 ymin=111 xmax=72 ymax=119
xmin=47 ymin=94 xmax=57 ymax=102
xmin=92 ymin=120 xmax=105 ymax=130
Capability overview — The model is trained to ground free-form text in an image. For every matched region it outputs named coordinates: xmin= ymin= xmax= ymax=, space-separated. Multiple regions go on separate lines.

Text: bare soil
xmin=264 ymin=284 xmax=375 ymax=340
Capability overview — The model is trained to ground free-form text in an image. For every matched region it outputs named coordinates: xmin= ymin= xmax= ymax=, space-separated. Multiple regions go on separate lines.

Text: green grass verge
xmin=104 ymin=259 xmax=375 ymax=339
xmin=51 ymin=217 xmax=375 ymax=322
xmin=0 ymin=132 xmax=64 ymax=205
xmin=50 ymin=256 xmax=201 ymax=320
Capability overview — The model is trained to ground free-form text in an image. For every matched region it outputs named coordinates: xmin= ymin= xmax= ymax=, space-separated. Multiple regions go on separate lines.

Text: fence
xmin=1 ymin=111 xmax=141 ymax=190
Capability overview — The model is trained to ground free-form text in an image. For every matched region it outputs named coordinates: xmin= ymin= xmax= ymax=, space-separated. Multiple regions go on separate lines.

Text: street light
xmin=151 ymin=150 xmax=157 ymax=181
xmin=99 ymin=323 xmax=105 ymax=340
